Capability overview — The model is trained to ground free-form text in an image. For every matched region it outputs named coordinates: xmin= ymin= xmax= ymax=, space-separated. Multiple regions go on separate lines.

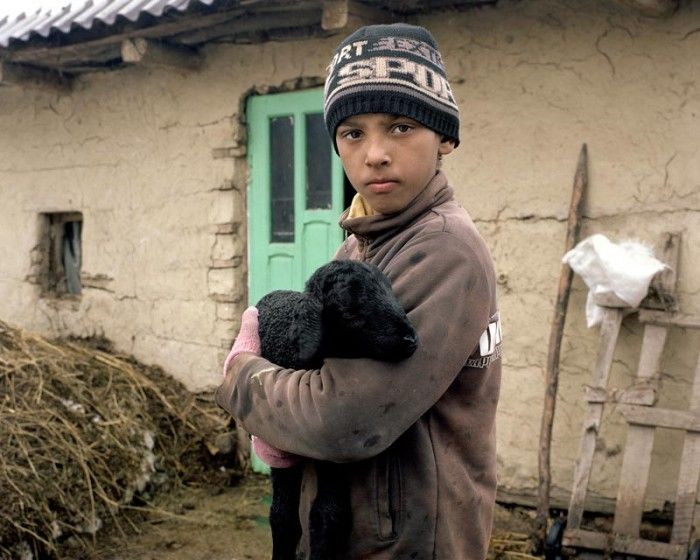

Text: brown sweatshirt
xmin=216 ymin=171 xmax=501 ymax=559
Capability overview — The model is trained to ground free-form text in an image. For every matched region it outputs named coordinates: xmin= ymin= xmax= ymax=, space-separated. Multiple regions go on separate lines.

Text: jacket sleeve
xmin=215 ymin=231 xmax=494 ymax=462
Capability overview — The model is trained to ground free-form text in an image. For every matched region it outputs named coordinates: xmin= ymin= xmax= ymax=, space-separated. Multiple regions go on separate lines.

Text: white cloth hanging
xmin=562 ymin=234 xmax=667 ymax=327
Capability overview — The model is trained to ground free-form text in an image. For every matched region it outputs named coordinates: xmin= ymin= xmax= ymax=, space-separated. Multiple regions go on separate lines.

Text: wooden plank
xmin=636 ymin=324 xmax=668 ymax=380
xmin=618 ymin=405 xmax=700 ymax=431
xmin=670 ymin=354 xmax=700 ymax=545
xmin=120 ymin=38 xmax=201 ymax=70
xmin=612 ymin=323 xmax=668 ymax=537
xmin=592 ymin=291 xmax=630 ymax=308
xmin=638 ymin=310 xmax=700 ymax=329
xmin=566 ymin=308 xmax=623 ymax=530
xmin=641 ymin=231 xmax=680 ymax=311
xmin=324 ymin=0 xmax=392 ymax=30
xmin=618 ymin=384 xmax=658 ymax=405
xmin=346 ymin=0 xmax=392 ymax=25
xmin=496 ymin=487 xmax=617 ymax=515
xmin=671 ymin=435 xmax=700 ymax=544
xmin=0 ymin=61 xmax=72 ymax=92
xmin=653 ymin=232 xmax=681 ymax=295
xmin=563 ymin=529 xmax=609 ymax=553
xmin=322 ymin=0 xmax=348 ymax=29
xmin=583 ymin=384 xmax=657 ymax=405
xmin=171 ymin=8 xmax=322 ymax=45
xmin=616 ymin=0 xmax=680 ymax=17
xmin=613 ymin=424 xmax=656 ymax=536
xmin=563 ymin=528 xmax=686 ymax=559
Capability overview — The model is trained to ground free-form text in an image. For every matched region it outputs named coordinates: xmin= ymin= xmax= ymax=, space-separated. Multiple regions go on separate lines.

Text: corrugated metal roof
xmin=0 ymin=0 xmax=217 ymax=47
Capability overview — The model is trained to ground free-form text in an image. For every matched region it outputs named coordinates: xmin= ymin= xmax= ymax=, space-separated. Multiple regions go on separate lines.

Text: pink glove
xmin=252 ymin=435 xmax=301 ymax=468
xmin=223 ymin=307 xmax=301 ymax=468
xmin=223 ymin=306 xmax=261 ymax=377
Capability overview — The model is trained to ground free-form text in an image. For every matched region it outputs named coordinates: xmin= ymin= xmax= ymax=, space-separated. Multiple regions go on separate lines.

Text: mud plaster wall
xmin=417 ymin=1 xmax=700 ymax=516
xmin=0 ymin=0 xmax=698 ymax=513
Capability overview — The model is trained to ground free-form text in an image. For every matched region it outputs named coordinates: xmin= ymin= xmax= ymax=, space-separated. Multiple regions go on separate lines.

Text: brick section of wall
xmin=208 ymin=135 xmax=249 ymax=372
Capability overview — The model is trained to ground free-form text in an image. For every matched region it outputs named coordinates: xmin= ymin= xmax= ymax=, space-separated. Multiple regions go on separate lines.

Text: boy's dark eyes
xmin=337 ymin=121 xmax=416 ymax=139
xmin=339 ymin=129 xmax=362 ymax=140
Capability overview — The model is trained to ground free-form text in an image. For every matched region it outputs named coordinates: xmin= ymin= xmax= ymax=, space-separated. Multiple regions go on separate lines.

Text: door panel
xmin=302 ymin=220 xmax=333 ymax=281
xmin=268 ymin=254 xmax=295 ymax=293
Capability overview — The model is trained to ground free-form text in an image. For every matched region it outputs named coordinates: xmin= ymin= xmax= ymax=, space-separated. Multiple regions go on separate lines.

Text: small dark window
xmin=270 ymin=115 xmax=295 ymax=243
xmin=42 ymin=212 xmax=83 ymax=296
xmin=306 ymin=113 xmax=332 ymax=210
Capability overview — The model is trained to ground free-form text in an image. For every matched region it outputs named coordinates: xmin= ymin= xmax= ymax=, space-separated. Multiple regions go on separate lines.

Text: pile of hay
xmin=0 ymin=320 xmax=232 ymax=559
xmin=488 ymin=532 xmax=539 ymax=559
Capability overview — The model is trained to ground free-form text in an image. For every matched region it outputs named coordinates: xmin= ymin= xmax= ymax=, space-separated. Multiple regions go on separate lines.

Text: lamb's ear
xmin=292 ymin=295 xmax=323 ymax=367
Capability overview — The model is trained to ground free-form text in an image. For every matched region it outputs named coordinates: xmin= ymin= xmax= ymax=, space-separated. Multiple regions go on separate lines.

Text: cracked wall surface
xmin=417 ymin=0 xmax=700 ymax=517
xmin=0 ymin=0 xmax=698 ymax=515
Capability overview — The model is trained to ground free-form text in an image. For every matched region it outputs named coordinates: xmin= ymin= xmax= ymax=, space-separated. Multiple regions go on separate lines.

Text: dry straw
xmin=0 ymin=320 xmax=230 ymax=559
xmin=488 ymin=532 xmax=540 ymax=559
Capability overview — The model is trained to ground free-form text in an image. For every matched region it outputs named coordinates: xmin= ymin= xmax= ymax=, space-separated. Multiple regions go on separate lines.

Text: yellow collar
xmin=348 ymin=193 xmax=376 ymax=218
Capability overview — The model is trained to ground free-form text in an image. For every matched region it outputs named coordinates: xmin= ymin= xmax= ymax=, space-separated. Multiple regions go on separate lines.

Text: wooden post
xmin=616 ymin=0 xmax=679 ymax=16
xmin=121 ymin=38 xmax=201 ymax=70
xmin=535 ymin=144 xmax=588 ymax=545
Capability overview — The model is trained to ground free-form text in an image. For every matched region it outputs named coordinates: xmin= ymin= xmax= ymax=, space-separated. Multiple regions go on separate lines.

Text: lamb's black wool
xmin=256 ymin=260 xmax=417 ymax=560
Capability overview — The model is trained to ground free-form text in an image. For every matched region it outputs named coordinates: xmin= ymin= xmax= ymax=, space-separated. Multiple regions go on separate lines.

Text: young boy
xmin=217 ymin=23 xmax=501 ymax=560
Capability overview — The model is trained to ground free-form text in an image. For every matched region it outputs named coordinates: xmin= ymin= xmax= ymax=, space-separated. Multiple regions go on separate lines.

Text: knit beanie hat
xmin=323 ymin=23 xmax=460 ymax=150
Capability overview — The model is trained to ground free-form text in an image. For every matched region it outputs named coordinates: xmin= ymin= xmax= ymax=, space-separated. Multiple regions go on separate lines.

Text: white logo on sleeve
xmin=466 ymin=313 xmax=502 ymax=369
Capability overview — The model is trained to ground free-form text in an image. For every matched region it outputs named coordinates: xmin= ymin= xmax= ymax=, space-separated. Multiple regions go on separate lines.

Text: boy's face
xmin=335 ymin=113 xmax=455 ymax=215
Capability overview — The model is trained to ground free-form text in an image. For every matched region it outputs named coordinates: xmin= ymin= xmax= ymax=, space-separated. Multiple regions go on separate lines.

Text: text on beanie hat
xmin=323 ymin=23 xmax=460 ymax=148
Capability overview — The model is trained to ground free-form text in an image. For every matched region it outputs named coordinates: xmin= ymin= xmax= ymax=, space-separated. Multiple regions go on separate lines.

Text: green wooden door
xmin=247 ymin=89 xmax=345 ymax=472
xmin=248 ymin=89 xmax=345 ymax=305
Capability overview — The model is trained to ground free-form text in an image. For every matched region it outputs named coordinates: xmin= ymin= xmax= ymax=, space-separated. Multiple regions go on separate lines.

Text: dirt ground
xmin=94 ymin=476 xmax=274 ymax=560
xmin=91 ymin=474 xmax=538 ymax=560
xmin=85 ymin=467 xmax=688 ymax=560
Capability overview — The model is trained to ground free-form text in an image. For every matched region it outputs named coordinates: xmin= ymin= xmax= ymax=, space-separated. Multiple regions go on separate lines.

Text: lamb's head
xmin=256 ymin=290 xmax=323 ymax=369
xmin=305 ymin=261 xmax=418 ymax=361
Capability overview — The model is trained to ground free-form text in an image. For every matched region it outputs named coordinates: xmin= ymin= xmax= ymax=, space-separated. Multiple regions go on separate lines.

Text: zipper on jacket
xmin=375 ymin=452 xmax=402 ymax=540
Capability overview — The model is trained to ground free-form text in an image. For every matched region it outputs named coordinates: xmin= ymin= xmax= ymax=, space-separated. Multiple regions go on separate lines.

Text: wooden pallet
xmin=562 ymin=234 xmax=700 ymax=559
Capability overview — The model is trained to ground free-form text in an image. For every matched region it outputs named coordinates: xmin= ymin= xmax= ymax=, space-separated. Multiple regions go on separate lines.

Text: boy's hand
xmin=221 ymin=309 xmax=300 ymax=468
xmin=252 ymin=435 xmax=301 ymax=468
xmin=223 ymin=306 xmax=261 ymax=377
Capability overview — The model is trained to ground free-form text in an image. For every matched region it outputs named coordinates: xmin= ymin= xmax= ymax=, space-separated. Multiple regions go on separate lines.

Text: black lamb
xmin=255 ymin=260 xmax=418 ymax=560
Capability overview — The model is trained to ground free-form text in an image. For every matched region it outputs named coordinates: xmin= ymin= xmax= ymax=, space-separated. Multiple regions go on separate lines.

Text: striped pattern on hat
xmin=323 ymin=23 xmax=460 ymax=149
